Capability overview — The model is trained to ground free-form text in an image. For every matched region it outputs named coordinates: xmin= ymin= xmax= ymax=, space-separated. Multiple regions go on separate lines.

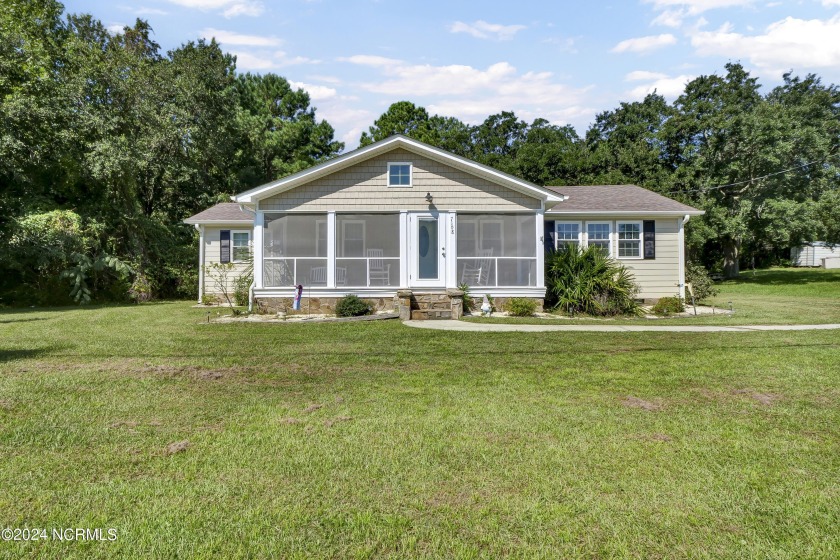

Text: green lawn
xmin=467 ymin=267 xmax=840 ymax=325
xmin=1 ymin=271 xmax=839 ymax=558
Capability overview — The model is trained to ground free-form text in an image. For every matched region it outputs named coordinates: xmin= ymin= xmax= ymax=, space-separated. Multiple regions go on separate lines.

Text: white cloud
xmin=651 ymin=9 xmax=686 ymax=27
xmin=107 ymin=23 xmax=126 ymax=34
xmin=341 ymin=55 xmax=595 ymax=127
xmin=611 ymin=34 xmax=677 ymax=53
xmin=201 ymin=28 xmax=281 ymax=47
xmin=448 ymin=20 xmax=526 ymax=41
xmin=690 ymin=15 xmax=840 ymax=72
xmin=340 ymin=127 xmax=365 ymax=148
xmin=646 ymin=0 xmax=756 ymax=26
xmin=625 ymin=70 xmax=669 ymax=81
xmin=230 ymin=51 xmax=274 ymax=70
xmin=625 ymin=74 xmax=695 ymax=100
xmin=123 ymin=6 xmax=169 ymax=16
xmin=355 ymin=61 xmax=519 ymax=96
xmin=222 ymin=2 xmax=262 ymax=17
xmin=165 ymin=0 xmax=263 ymax=17
xmin=306 ymin=74 xmax=342 ymax=84
xmin=289 ymin=81 xmax=337 ymax=100
xmin=167 ymin=0 xmax=231 ymax=7
xmin=822 ymin=0 xmax=840 ymax=6
xmin=230 ymin=50 xmax=320 ymax=71
xmin=542 ymin=36 xmax=578 ymax=53
xmin=644 ymin=0 xmax=754 ymax=14
xmin=337 ymin=55 xmax=402 ymax=67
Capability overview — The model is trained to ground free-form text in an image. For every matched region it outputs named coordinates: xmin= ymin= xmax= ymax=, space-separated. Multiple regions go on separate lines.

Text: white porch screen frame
xmin=336 ymin=214 xmax=400 ymax=287
xmin=263 ymin=213 xmax=329 ymax=288
xmin=456 ymin=214 xmax=537 ymax=288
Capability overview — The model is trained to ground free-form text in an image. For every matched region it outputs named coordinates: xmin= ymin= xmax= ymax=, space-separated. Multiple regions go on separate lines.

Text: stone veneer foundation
xmin=255 ymin=296 xmax=396 ymax=316
xmin=254 ymin=292 xmax=544 ymax=319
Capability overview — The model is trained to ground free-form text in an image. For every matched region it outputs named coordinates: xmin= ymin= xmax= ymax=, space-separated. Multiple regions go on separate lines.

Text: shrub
xmin=234 ymin=274 xmax=252 ymax=307
xmin=685 ymin=262 xmax=719 ymax=301
xmin=201 ymin=293 xmax=216 ymax=306
xmin=64 ymin=253 xmax=132 ymax=304
xmin=545 ymin=245 xmax=639 ymax=316
xmin=457 ymin=282 xmax=474 ymax=312
xmin=128 ymin=272 xmax=153 ymax=303
xmin=336 ymin=295 xmax=372 ymax=317
xmin=5 ymin=210 xmax=97 ymax=305
xmin=506 ymin=298 xmax=537 ymax=317
xmin=651 ymin=296 xmax=685 ymax=315
xmin=205 ymin=263 xmax=237 ymax=307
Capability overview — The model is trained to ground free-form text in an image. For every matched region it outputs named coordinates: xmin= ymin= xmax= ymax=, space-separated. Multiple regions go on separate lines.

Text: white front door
xmin=408 ymin=212 xmax=445 ymax=287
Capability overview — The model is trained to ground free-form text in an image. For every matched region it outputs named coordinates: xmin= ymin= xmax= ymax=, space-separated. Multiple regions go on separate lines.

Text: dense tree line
xmin=0 ymin=1 xmax=342 ymax=304
xmin=2 ymin=1 xmax=838 ymax=305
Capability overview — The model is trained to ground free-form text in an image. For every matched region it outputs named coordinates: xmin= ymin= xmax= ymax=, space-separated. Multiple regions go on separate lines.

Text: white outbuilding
xmin=791 ymin=242 xmax=840 ymax=267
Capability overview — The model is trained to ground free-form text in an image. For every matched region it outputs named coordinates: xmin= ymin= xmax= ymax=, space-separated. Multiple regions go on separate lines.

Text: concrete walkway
xmin=404 ymin=320 xmax=840 ymax=333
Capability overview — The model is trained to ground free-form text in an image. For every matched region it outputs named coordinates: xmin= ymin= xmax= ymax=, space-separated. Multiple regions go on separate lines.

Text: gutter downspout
xmin=678 ymin=214 xmax=690 ymax=300
xmin=241 ymin=201 xmax=257 ymax=313
xmin=196 ymin=224 xmax=205 ymax=303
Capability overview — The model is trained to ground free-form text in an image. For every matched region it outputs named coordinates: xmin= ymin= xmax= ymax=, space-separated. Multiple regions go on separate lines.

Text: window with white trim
xmin=231 ymin=230 xmax=251 ymax=263
xmin=480 ymin=220 xmax=504 ymax=255
xmin=617 ymin=221 xmax=642 ymax=258
xmin=555 ymin=222 xmax=581 ymax=250
xmin=315 ymin=219 xmax=327 ymax=257
xmin=340 ymin=220 xmax=366 ymax=257
xmin=586 ymin=222 xmax=611 ymax=254
xmin=387 ymin=162 xmax=412 ymax=187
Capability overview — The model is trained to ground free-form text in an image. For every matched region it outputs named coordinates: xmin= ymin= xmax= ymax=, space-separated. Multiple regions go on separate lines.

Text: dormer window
xmin=387 ymin=162 xmax=412 ymax=187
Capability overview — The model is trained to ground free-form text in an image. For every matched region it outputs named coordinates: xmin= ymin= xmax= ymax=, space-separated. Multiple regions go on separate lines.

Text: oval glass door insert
xmin=418 ymin=218 xmax=438 ymax=279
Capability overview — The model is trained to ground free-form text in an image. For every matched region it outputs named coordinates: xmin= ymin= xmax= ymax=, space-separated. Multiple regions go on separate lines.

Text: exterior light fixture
xmin=425 ymin=192 xmax=433 ymax=203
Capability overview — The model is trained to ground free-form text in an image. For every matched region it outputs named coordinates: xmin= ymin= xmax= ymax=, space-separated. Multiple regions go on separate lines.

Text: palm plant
xmin=545 ymin=245 xmax=640 ymax=316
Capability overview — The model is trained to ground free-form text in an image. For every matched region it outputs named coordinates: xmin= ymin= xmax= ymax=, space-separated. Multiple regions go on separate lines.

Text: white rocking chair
xmin=459 ymin=248 xmax=494 ymax=286
xmin=310 ymin=266 xmax=327 ymax=285
xmin=310 ymin=266 xmax=348 ymax=286
xmin=367 ymin=249 xmax=391 ymax=286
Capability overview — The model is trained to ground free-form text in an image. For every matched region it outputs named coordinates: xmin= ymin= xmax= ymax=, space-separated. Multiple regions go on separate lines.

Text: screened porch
xmin=259 ymin=212 xmax=540 ymax=290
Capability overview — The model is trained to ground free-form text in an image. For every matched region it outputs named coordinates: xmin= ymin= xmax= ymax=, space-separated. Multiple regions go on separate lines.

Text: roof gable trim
xmin=233 ymin=136 xmax=564 ymax=204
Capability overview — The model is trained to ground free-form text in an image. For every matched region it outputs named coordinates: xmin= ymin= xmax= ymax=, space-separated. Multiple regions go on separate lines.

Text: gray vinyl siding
xmin=619 ymin=218 xmax=680 ymax=299
xmin=547 ymin=216 xmax=682 ymax=300
xmin=203 ymin=226 xmax=252 ymax=295
xmin=259 ymin=148 xmax=541 ymax=212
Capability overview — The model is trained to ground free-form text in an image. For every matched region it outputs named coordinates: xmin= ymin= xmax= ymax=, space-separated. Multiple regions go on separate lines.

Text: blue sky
xmin=63 ymin=0 xmax=840 ymax=149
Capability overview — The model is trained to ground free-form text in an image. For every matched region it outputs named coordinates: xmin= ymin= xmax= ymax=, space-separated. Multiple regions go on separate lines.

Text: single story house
xmin=185 ymin=135 xmax=703 ymax=313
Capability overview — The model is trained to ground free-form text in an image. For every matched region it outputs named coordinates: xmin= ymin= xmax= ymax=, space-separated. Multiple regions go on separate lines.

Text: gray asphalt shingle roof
xmin=546 ymin=185 xmax=702 ymax=214
xmin=184 ymin=203 xmax=254 ymax=224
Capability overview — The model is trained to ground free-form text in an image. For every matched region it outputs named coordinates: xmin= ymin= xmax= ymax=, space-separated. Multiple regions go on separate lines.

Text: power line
xmin=667 ymin=159 xmax=825 ymax=195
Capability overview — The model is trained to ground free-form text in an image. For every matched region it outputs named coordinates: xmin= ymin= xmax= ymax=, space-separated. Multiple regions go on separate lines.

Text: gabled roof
xmin=545 ymin=185 xmax=703 ymax=216
xmin=184 ymin=203 xmax=255 ymax=225
xmin=233 ymin=135 xmax=566 ymax=205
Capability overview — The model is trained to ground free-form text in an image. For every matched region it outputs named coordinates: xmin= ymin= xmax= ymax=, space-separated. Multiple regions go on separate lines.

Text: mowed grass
xmin=1 ymin=274 xmax=839 ymax=558
xmin=467 ymin=267 xmax=840 ymax=325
